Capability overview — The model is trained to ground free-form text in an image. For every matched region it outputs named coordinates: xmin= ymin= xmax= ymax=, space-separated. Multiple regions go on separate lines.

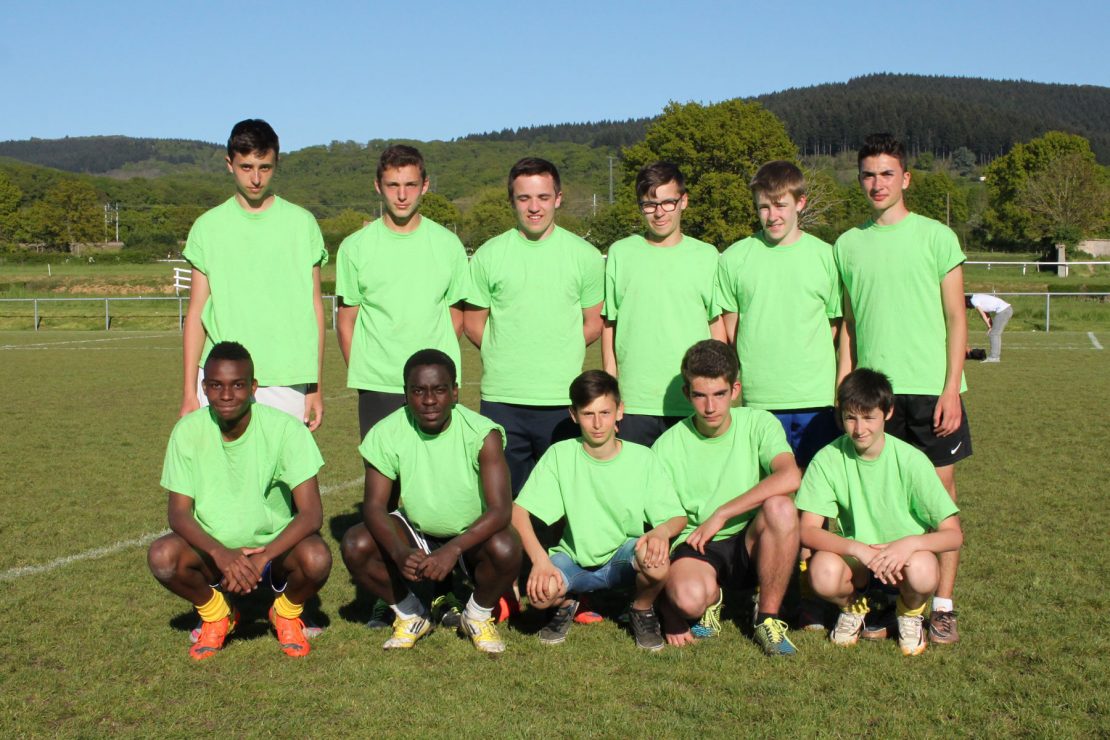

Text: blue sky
xmin=3 ymin=0 xmax=1107 ymax=152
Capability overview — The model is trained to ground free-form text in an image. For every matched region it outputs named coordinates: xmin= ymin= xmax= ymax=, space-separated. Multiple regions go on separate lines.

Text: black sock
xmin=756 ymin=611 xmax=779 ymax=624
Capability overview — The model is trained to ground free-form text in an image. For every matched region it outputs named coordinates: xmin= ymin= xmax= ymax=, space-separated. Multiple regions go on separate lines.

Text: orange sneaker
xmin=188 ymin=610 xmax=239 ymax=661
xmin=269 ymin=607 xmax=311 ymax=658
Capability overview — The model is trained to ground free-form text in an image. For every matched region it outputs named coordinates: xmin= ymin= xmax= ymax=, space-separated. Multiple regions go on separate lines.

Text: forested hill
xmin=0 ymin=136 xmax=225 ymax=176
xmin=754 ymin=74 xmax=1110 ymax=162
xmin=461 ymin=118 xmax=653 ymax=148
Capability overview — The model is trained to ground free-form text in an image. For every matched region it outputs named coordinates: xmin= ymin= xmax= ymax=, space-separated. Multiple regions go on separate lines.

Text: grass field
xmin=1 ymin=330 xmax=1108 ymax=736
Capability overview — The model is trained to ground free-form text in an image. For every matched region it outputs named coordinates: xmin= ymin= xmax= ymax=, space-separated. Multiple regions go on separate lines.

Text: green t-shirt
xmin=652 ymin=407 xmax=792 ymax=545
xmin=468 ymin=226 xmax=604 ymax=405
xmin=604 ymin=235 xmax=720 ymax=415
xmin=834 ymin=213 xmax=967 ymax=395
xmin=717 ymin=232 xmax=841 ymax=409
xmin=516 ymin=439 xmax=686 ymax=567
xmin=358 ymin=404 xmax=505 ymax=538
xmin=795 ymin=434 xmax=959 ymax=544
xmin=160 ymin=403 xmax=325 ymax=550
xmin=336 ymin=218 xmax=468 ymax=393
xmin=184 ymin=196 xmax=327 ymax=387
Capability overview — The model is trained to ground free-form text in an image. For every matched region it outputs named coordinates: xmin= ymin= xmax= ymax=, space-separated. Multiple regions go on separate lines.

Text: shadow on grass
xmin=168 ymin=590 xmax=330 ymax=638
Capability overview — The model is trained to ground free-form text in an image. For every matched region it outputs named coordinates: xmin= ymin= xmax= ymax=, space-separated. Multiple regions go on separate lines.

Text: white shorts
xmin=196 ymin=369 xmax=307 ymax=422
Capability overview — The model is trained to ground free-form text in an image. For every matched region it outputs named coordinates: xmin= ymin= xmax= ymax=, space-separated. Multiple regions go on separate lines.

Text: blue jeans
xmin=549 ymin=538 xmax=638 ymax=594
xmin=771 ymin=407 xmax=840 ymax=468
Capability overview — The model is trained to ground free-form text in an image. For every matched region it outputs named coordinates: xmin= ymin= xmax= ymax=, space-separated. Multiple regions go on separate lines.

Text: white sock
xmin=932 ymin=596 xmax=954 ymax=613
xmin=392 ymin=592 xmax=425 ymax=620
xmin=464 ymin=595 xmax=493 ymax=622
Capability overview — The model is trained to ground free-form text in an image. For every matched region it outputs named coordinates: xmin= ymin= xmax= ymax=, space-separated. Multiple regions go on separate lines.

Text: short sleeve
xmin=602 ymin=243 xmax=619 ymax=320
xmin=277 ymin=422 xmax=325 ymax=490
xmin=335 ymin=234 xmax=360 ymax=306
xmin=359 ymin=422 xmax=401 ymax=480
xmin=643 ymin=455 xmax=686 ymax=526
xmin=824 ymin=253 xmax=843 ymax=319
xmin=754 ymin=411 xmax=793 ymax=472
xmin=933 ymin=222 xmax=965 ymax=279
xmin=715 ymin=255 xmax=738 ymax=314
xmin=467 ymin=245 xmax=493 ymax=309
xmin=183 ymin=221 xmax=207 ymax=274
xmin=795 ymin=453 xmax=840 ymax=520
xmin=907 ymin=453 xmax=960 ymax=529
xmin=578 ymin=244 xmax=604 ymax=308
xmin=515 ymin=450 xmax=566 ymax=526
xmin=308 ymin=218 xmax=328 ymax=267
xmin=445 ymin=237 xmax=469 ymax=305
xmin=160 ymin=424 xmax=196 ymax=497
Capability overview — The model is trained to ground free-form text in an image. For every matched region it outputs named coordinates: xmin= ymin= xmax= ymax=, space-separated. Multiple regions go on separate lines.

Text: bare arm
xmin=865 ymin=515 xmax=963 ymax=585
xmin=167 ymin=491 xmax=261 ymax=594
xmin=708 ymin=315 xmax=726 ymax=343
xmin=685 ymin=452 xmax=801 ymax=552
xmin=336 ymin=303 xmax=359 ymax=367
xmin=830 ymin=317 xmax=842 ymax=348
xmin=449 ymin=303 xmax=465 ymax=339
xmin=248 ymin=476 xmax=325 ymax=572
xmin=601 ymin=320 xmax=617 ymax=376
xmin=180 ymin=268 xmax=210 ymax=417
xmin=836 ymin=291 xmax=857 ymax=389
xmin=362 ymin=465 xmax=418 ymax=575
xmin=975 ymin=306 xmax=991 ymax=330
xmin=721 ymin=311 xmax=738 ymax=346
xmin=304 ymin=264 xmax=325 ymax=431
xmin=934 ymin=267 xmax=968 ymax=436
xmin=462 ymin=304 xmax=489 ymax=349
xmin=636 ymin=515 xmax=687 ymax=569
xmin=582 ymin=301 xmax=603 ymax=346
xmin=513 ymin=503 xmax=565 ymax=605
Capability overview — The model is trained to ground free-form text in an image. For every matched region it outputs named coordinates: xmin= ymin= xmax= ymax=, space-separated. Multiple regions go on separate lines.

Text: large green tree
xmin=621 ymin=100 xmax=798 ymax=247
xmin=461 ymin=187 xmax=515 ymax=251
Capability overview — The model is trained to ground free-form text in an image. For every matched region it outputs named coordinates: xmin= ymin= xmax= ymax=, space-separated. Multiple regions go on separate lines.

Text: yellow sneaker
xmin=382 ymin=613 xmax=432 ymax=650
xmin=459 ymin=613 xmax=506 ymax=653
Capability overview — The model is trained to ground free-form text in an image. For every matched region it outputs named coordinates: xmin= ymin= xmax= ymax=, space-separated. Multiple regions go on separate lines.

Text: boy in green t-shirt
xmin=795 ymin=369 xmax=963 ymax=656
xmin=653 ymin=340 xmax=803 ymax=656
xmin=180 ymin=120 xmax=327 ymax=430
xmin=336 ymin=145 xmax=469 ymax=439
xmin=463 ymin=158 xmax=605 ymax=495
xmin=149 ymin=342 xmax=332 ymax=661
xmin=835 ymin=133 xmax=970 ymax=644
xmin=340 ymin=349 xmax=522 ymax=653
xmin=512 ymin=370 xmax=687 ymax=650
xmin=603 ymin=162 xmax=724 ymax=447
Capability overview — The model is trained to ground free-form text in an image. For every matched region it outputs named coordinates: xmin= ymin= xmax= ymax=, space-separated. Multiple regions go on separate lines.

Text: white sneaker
xmin=897 ymin=614 xmax=927 ymax=656
xmin=830 ymin=610 xmax=865 ymax=646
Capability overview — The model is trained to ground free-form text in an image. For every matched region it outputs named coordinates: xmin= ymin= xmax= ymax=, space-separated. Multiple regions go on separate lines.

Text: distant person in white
xmin=965 ymin=294 xmax=1012 ymax=362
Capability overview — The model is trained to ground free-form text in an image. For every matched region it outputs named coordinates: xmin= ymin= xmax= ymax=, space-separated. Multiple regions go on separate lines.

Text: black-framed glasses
xmin=639 ymin=198 xmax=682 ymax=214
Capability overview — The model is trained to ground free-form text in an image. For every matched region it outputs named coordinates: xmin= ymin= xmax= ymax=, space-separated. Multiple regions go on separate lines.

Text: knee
xmin=807 ymin=552 xmax=847 ymax=598
xmin=340 ymin=524 xmax=377 ymax=568
xmin=483 ymin=528 xmax=522 ymax=570
xmin=902 ymin=551 xmax=939 ymax=593
xmin=299 ymin=538 xmax=333 ymax=583
xmin=147 ymin=535 xmax=182 ymax=583
xmin=667 ymin=577 xmax=712 ymax=619
xmin=762 ymin=495 xmax=799 ymax=533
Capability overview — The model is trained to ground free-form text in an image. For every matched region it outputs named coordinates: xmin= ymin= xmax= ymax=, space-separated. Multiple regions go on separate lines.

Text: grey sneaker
xmin=898 ymin=614 xmax=928 ymax=656
xmin=628 ymin=605 xmax=665 ymax=651
xmin=830 ymin=610 xmax=866 ymax=647
xmin=538 ymin=599 xmax=579 ymax=645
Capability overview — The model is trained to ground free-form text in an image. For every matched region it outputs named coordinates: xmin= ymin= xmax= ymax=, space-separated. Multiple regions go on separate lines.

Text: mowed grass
xmin=1 ymin=331 xmax=1108 ymax=736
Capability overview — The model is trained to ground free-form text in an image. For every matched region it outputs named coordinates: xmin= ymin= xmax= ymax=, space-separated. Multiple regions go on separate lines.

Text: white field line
xmin=1089 ymin=333 xmax=1104 ymax=350
xmin=0 ymin=476 xmax=363 ymax=582
xmin=0 ymin=333 xmax=171 ymax=350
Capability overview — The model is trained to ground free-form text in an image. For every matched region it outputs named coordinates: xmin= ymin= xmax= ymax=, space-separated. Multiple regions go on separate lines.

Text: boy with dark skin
xmin=149 ymin=342 xmax=332 ymax=661
xmin=340 ymin=349 xmax=522 ymax=653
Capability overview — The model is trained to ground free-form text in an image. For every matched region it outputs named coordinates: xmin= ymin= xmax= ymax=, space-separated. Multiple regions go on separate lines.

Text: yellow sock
xmin=196 ymin=589 xmax=230 ymax=622
xmin=844 ymin=593 xmax=869 ymax=615
xmin=273 ymin=593 xmax=303 ymax=620
xmin=896 ymin=596 xmax=927 ymax=618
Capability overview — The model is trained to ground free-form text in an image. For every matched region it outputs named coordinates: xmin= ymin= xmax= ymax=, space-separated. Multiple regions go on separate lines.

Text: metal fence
xmin=1 ymin=293 xmax=1107 ymax=333
xmin=965 ymin=260 xmax=1108 ymax=276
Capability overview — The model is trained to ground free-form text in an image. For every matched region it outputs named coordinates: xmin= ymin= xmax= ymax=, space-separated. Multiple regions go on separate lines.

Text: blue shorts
xmin=771 ymin=407 xmax=840 ymax=468
xmin=549 ymin=538 xmax=638 ymax=595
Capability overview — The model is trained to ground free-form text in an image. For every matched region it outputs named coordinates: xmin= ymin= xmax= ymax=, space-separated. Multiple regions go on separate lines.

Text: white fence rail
xmin=965 ymin=260 xmax=1108 ymax=276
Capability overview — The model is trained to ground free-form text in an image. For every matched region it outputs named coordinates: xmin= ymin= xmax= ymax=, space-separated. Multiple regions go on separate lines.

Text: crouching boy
xmin=796 ymin=368 xmax=963 ymax=656
xmin=341 ymin=349 xmax=522 ymax=653
xmin=512 ymin=370 xmax=686 ymax=650
xmin=149 ymin=341 xmax=332 ymax=661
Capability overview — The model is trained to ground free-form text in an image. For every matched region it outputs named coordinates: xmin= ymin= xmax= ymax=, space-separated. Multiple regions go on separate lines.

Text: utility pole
xmin=608 ymin=157 xmax=614 ymax=204
xmin=592 ymin=193 xmax=597 ymax=217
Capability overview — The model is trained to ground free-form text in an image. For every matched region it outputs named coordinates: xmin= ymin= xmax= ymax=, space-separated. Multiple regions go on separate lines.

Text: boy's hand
xmin=867 ymin=539 xmax=915 ymax=585
xmin=400 ymin=548 xmax=428 ymax=581
xmin=526 ymin=560 xmax=563 ymax=605
xmin=415 ymin=546 xmax=460 ymax=582
xmin=635 ymin=531 xmax=670 ymax=570
xmin=304 ymin=389 xmax=324 ymax=431
xmin=686 ymin=512 xmax=725 ymax=554
xmin=215 ymin=546 xmax=264 ymax=594
xmin=933 ymin=389 xmax=963 ymax=437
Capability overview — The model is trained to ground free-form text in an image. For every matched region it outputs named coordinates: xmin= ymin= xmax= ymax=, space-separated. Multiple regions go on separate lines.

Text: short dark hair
xmin=227 ymin=119 xmax=279 ymax=161
xmin=964 ymin=295 xmax=974 ymax=309
xmin=508 ymin=157 xmax=561 ymax=200
xmin=837 ymin=368 xmax=894 ymax=415
xmin=403 ymin=348 xmax=457 ymax=386
xmin=750 ymin=160 xmax=806 ymax=202
xmin=681 ymin=340 xmax=738 ymax=387
xmin=636 ymin=162 xmax=686 ymax=201
xmin=858 ymin=133 xmax=907 ymax=172
xmin=377 ymin=144 xmax=426 ymax=182
xmin=204 ymin=341 xmax=254 ymax=377
xmin=569 ymin=369 xmax=621 ymax=409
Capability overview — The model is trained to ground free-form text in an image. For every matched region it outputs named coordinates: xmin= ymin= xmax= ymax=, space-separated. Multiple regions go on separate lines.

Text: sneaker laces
xmin=760 ymin=618 xmax=790 ymax=643
xmin=630 ymin=607 xmax=660 ymax=633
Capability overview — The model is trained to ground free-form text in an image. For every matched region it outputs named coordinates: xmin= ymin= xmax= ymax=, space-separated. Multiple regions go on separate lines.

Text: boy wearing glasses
xmin=602 ymin=162 xmax=724 ymax=447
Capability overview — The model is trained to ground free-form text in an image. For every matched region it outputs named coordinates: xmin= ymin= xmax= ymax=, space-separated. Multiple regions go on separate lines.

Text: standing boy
xmin=652 ymin=340 xmax=802 ymax=656
xmin=340 ymin=350 xmax=522 ymax=653
xmin=603 ymin=162 xmax=724 ymax=447
xmin=512 ymin=370 xmax=687 ymax=650
xmin=464 ymin=158 xmax=604 ymax=494
xmin=716 ymin=161 xmax=841 ymax=468
xmin=835 ymin=133 xmax=971 ymax=644
xmin=180 ymin=119 xmax=327 ymax=429
xmin=336 ymin=145 xmax=469 ymax=439
xmin=796 ymin=369 xmax=963 ymax=656
xmin=149 ymin=342 xmax=332 ymax=661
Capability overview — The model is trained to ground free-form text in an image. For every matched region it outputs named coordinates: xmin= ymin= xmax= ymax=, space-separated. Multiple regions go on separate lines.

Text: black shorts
xmin=672 ymin=527 xmax=756 ymax=590
xmin=886 ymin=394 xmax=973 ymax=467
xmin=617 ymin=413 xmax=684 ymax=448
xmin=390 ymin=510 xmax=472 ymax=581
xmin=358 ymin=389 xmax=406 ymax=440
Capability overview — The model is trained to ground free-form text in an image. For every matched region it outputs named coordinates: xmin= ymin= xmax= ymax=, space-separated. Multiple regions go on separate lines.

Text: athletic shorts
xmin=358 ymin=389 xmax=406 ymax=440
xmin=549 ymin=538 xmax=638 ymax=595
xmin=196 ymin=369 xmax=307 ymax=422
xmin=390 ymin=510 xmax=472 ymax=581
xmin=208 ymin=560 xmax=286 ymax=592
xmin=672 ymin=527 xmax=756 ymax=590
xmin=886 ymin=394 xmax=973 ymax=466
xmin=617 ymin=414 xmax=684 ymax=448
xmin=479 ymin=401 xmax=579 ymax=495
xmin=769 ymin=407 xmax=839 ymax=468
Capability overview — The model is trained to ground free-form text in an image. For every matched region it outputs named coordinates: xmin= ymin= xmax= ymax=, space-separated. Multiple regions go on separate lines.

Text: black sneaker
xmin=628 ymin=605 xmax=665 ymax=651
xmin=538 ymin=599 xmax=578 ymax=645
